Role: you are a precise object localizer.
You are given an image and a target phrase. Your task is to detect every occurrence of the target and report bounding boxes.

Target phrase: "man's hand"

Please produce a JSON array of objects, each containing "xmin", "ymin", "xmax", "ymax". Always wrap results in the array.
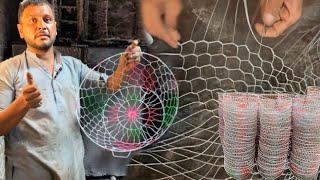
[
  {"xmin": 107, "ymin": 40, "xmax": 141, "ymax": 92},
  {"xmin": 22, "ymin": 72, "xmax": 42, "ymax": 108},
  {"xmin": 141, "ymin": 0, "xmax": 182, "ymax": 48},
  {"xmin": 118, "ymin": 40, "xmax": 141, "ymax": 74},
  {"xmin": 255, "ymin": 0, "xmax": 303, "ymax": 37}
]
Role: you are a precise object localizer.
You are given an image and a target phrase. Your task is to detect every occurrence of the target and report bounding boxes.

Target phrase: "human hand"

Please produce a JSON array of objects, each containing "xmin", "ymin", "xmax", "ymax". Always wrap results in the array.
[
  {"xmin": 22, "ymin": 72, "xmax": 42, "ymax": 108},
  {"xmin": 255, "ymin": 0, "xmax": 303, "ymax": 37},
  {"xmin": 141, "ymin": 0, "xmax": 182, "ymax": 48},
  {"xmin": 108, "ymin": 41, "xmax": 141, "ymax": 92},
  {"xmin": 118, "ymin": 40, "xmax": 141, "ymax": 74}
]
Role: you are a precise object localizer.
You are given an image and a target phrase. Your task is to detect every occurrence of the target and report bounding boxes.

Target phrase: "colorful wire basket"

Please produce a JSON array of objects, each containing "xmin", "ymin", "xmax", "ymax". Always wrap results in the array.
[{"xmin": 76, "ymin": 52, "xmax": 179, "ymax": 153}]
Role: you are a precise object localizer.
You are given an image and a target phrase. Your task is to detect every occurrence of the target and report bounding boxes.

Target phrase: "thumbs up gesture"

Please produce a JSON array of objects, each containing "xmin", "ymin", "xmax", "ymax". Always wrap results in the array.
[{"xmin": 22, "ymin": 72, "xmax": 42, "ymax": 108}]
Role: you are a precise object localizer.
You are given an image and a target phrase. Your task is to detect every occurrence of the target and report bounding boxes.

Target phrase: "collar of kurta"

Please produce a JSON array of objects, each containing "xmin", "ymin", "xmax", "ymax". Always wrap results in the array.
[{"xmin": 25, "ymin": 48, "xmax": 63, "ymax": 74}]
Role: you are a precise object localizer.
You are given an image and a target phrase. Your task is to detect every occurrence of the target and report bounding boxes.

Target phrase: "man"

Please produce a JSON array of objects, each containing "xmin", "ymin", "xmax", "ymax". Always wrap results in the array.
[
  {"xmin": 0, "ymin": 0, "xmax": 141, "ymax": 179},
  {"xmin": 141, "ymin": 0, "xmax": 304, "ymax": 48}
]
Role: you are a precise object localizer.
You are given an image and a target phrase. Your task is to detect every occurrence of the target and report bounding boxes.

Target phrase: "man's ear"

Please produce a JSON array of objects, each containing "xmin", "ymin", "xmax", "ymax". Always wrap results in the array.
[
  {"xmin": 55, "ymin": 22, "xmax": 57, "ymax": 35},
  {"xmin": 17, "ymin": 24, "xmax": 24, "ymax": 39}
]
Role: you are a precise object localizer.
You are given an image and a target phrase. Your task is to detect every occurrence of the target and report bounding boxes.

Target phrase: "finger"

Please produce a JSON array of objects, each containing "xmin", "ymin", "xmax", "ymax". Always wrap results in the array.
[
  {"xmin": 164, "ymin": 0, "xmax": 182, "ymax": 40},
  {"xmin": 255, "ymin": 19, "xmax": 290, "ymax": 37},
  {"xmin": 26, "ymin": 91, "xmax": 42, "ymax": 101},
  {"xmin": 29, "ymin": 96, "xmax": 42, "ymax": 104},
  {"xmin": 130, "ymin": 40, "xmax": 139, "ymax": 49},
  {"xmin": 126, "ymin": 59, "xmax": 140, "ymax": 64},
  {"xmin": 128, "ymin": 54, "xmax": 141, "ymax": 60},
  {"xmin": 130, "ymin": 46, "xmax": 141, "ymax": 55},
  {"xmin": 141, "ymin": 0, "xmax": 179, "ymax": 48},
  {"xmin": 28, "ymin": 98, "xmax": 43, "ymax": 108},
  {"xmin": 279, "ymin": 5, "xmax": 290, "ymax": 21},
  {"xmin": 126, "ymin": 41, "xmax": 139, "ymax": 54},
  {"xmin": 26, "ymin": 72, "xmax": 34, "ymax": 85},
  {"xmin": 260, "ymin": 0, "xmax": 285, "ymax": 26},
  {"xmin": 283, "ymin": 0, "xmax": 303, "ymax": 24},
  {"xmin": 25, "ymin": 91, "xmax": 41, "ymax": 101},
  {"xmin": 131, "ymin": 45, "xmax": 141, "ymax": 52},
  {"xmin": 23, "ymin": 85, "xmax": 38, "ymax": 94},
  {"xmin": 126, "ymin": 45, "xmax": 141, "ymax": 60},
  {"xmin": 124, "ymin": 40, "xmax": 139, "ymax": 55},
  {"xmin": 141, "ymin": 0, "xmax": 165, "ymax": 37},
  {"xmin": 168, "ymin": 30, "xmax": 181, "ymax": 44}
]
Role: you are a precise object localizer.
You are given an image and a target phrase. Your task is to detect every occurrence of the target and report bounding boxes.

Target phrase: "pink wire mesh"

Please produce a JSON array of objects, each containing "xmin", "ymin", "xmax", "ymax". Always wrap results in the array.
[{"xmin": 307, "ymin": 86, "xmax": 320, "ymax": 96}]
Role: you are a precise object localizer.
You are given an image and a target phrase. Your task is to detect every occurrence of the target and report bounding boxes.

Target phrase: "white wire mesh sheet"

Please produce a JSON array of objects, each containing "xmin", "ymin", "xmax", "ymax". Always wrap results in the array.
[
  {"xmin": 0, "ymin": 136, "xmax": 4, "ymax": 180},
  {"xmin": 126, "ymin": 0, "xmax": 320, "ymax": 179},
  {"xmin": 77, "ymin": 52, "xmax": 178, "ymax": 152}
]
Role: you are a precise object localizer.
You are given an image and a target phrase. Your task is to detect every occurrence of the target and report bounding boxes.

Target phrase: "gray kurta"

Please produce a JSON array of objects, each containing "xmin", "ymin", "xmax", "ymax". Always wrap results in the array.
[
  {"xmin": 0, "ymin": 136, "xmax": 4, "ymax": 180},
  {"xmin": 0, "ymin": 50, "xmax": 107, "ymax": 180}
]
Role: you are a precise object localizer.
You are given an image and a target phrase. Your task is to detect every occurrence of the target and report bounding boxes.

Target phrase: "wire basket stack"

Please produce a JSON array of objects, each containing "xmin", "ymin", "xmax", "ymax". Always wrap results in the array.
[
  {"xmin": 290, "ymin": 95, "xmax": 320, "ymax": 179},
  {"xmin": 306, "ymin": 86, "xmax": 320, "ymax": 96},
  {"xmin": 220, "ymin": 93, "xmax": 258, "ymax": 179},
  {"xmin": 219, "ymin": 89, "xmax": 320, "ymax": 179},
  {"xmin": 257, "ymin": 94, "xmax": 292, "ymax": 179},
  {"xmin": 218, "ymin": 93, "xmax": 225, "ymax": 145}
]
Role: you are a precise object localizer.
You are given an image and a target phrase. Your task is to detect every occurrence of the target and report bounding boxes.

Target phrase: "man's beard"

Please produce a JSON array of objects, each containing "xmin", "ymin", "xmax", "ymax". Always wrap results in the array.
[{"xmin": 27, "ymin": 37, "xmax": 56, "ymax": 51}]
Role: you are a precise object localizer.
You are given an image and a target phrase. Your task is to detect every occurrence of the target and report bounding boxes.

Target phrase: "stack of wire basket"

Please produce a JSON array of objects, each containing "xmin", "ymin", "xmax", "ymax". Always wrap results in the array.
[{"xmin": 219, "ymin": 87, "xmax": 320, "ymax": 179}]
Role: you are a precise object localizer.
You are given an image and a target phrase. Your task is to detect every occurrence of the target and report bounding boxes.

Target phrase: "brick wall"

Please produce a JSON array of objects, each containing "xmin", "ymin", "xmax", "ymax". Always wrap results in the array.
[
  {"xmin": 52, "ymin": 0, "xmax": 141, "ymax": 45},
  {"xmin": 0, "ymin": 0, "xmax": 8, "ymax": 62}
]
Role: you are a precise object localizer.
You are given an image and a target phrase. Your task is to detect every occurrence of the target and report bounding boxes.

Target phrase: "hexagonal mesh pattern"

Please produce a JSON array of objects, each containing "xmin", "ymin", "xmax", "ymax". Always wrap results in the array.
[{"xmin": 125, "ymin": 0, "xmax": 320, "ymax": 179}]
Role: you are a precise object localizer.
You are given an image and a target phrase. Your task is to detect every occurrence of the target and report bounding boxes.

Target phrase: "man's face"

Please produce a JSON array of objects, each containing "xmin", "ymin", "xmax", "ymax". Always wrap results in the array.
[{"xmin": 17, "ymin": 4, "xmax": 57, "ymax": 52}]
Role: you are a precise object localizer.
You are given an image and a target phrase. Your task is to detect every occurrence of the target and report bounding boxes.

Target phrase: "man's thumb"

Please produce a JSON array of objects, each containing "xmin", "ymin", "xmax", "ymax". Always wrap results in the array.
[{"xmin": 26, "ymin": 72, "xmax": 34, "ymax": 85}]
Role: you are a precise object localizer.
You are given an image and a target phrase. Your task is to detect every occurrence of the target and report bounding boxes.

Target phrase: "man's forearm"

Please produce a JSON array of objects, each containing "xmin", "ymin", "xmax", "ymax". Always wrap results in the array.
[
  {"xmin": 107, "ymin": 41, "xmax": 140, "ymax": 93},
  {"xmin": 107, "ymin": 70, "xmax": 127, "ymax": 93},
  {"xmin": 0, "ymin": 96, "xmax": 29, "ymax": 136}
]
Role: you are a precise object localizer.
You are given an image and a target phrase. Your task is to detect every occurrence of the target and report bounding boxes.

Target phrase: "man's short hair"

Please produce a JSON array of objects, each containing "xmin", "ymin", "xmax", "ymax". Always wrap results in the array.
[{"xmin": 18, "ymin": 0, "xmax": 55, "ymax": 23}]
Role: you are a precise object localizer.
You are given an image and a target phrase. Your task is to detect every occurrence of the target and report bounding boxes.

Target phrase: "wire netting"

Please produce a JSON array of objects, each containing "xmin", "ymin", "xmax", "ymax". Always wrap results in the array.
[{"xmin": 126, "ymin": 0, "xmax": 320, "ymax": 179}]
